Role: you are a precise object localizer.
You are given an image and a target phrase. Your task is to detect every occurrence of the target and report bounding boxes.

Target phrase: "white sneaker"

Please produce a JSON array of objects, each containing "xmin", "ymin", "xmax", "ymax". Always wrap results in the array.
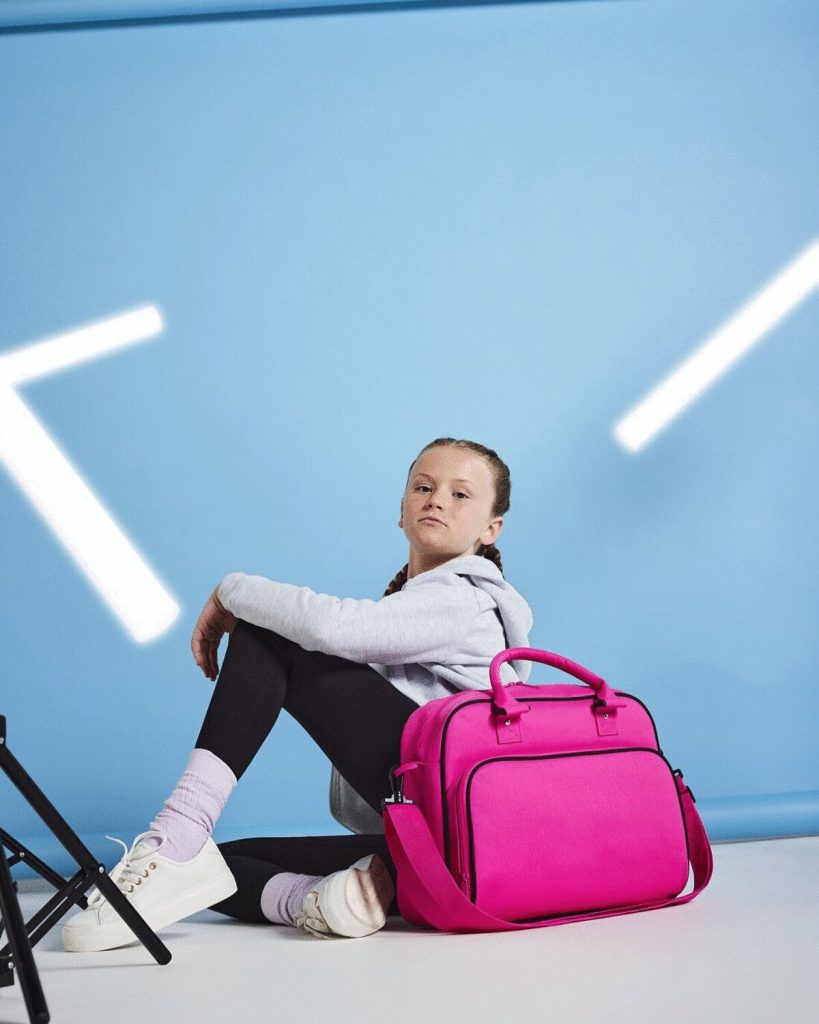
[
  {"xmin": 61, "ymin": 830, "xmax": 238, "ymax": 952},
  {"xmin": 294, "ymin": 853, "xmax": 394, "ymax": 939}
]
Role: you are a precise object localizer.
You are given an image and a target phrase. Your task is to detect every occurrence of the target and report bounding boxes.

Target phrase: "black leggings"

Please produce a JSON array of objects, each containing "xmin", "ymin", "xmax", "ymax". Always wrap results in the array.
[{"xmin": 198, "ymin": 618, "xmax": 418, "ymax": 922}]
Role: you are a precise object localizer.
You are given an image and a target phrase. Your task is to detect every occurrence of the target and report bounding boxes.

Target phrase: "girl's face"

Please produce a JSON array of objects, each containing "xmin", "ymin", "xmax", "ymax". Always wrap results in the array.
[{"xmin": 399, "ymin": 447, "xmax": 503, "ymax": 575}]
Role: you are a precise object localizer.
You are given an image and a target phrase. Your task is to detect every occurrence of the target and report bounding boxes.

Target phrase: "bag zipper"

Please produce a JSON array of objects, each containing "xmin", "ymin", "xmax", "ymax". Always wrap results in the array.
[{"xmin": 452, "ymin": 770, "xmax": 472, "ymax": 894}]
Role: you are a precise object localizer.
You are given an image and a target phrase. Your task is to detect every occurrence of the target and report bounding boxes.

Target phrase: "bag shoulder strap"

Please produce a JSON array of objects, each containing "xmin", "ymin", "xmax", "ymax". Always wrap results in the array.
[{"xmin": 383, "ymin": 770, "xmax": 713, "ymax": 933}]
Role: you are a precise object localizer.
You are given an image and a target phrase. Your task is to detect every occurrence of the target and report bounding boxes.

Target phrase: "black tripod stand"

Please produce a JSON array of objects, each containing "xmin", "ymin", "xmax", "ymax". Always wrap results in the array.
[{"xmin": 0, "ymin": 714, "xmax": 171, "ymax": 1024}]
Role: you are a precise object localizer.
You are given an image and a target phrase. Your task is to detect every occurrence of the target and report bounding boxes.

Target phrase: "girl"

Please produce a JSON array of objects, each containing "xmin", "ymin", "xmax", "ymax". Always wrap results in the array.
[{"xmin": 62, "ymin": 437, "xmax": 533, "ymax": 948}]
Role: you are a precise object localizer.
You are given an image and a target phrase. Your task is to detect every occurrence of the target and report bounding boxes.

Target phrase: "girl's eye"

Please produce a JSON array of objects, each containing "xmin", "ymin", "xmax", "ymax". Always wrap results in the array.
[{"xmin": 415, "ymin": 485, "xmax": 469, "ymax": 499}]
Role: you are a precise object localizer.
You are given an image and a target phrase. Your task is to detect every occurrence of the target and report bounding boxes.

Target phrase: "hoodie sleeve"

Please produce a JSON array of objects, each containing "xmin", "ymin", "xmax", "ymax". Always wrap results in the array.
[{"xmin": 217, "ymin": 571, "xmax": 479, "ymax": 666}]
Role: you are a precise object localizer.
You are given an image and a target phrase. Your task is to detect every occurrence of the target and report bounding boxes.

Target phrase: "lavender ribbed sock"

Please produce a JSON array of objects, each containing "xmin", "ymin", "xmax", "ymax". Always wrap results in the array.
[
  {"xmin": 146, "ymin": 748, "xmax": 238, "ymax": 862},
  {"xmin": 260, "ymin": 871, "xmax": 325, "ymax": 926}
]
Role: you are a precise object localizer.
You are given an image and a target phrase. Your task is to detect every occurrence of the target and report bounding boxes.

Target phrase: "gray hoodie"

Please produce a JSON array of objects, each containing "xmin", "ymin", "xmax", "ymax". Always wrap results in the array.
[{"xmin": 217, "ymin": 553, "xmax": 534, "ymax": 833}]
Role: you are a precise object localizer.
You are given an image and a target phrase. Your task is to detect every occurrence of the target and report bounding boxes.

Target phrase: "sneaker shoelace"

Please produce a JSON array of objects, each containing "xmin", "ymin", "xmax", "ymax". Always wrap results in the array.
[
  {"xmin": 294, "ymin": 889, "xmax": 332, "ymax": 939},
  {"xmin": 87, "ymin": 829, "xmax": 166, "ymax": 908}
]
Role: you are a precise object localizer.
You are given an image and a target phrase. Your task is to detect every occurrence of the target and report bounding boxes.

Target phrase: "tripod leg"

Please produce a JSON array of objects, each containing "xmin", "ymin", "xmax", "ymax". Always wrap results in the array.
[
  {"xmin": 0, "ymin": 828, "xmax": 89, "ymax": 904},
  {"xmin": 0, "ymin": 842, "xmax": 50, "ymax": 1024},
  {"xmin": 85, "ymin": 872, "xmax": 174, "ymax": 961},
  {"xmin": 0, "ymin": 729, "xmax": 171, "ymax": 965},
  {"xmin": 25, "ymin": 871, "xmax": 103, "ymax": 948}
]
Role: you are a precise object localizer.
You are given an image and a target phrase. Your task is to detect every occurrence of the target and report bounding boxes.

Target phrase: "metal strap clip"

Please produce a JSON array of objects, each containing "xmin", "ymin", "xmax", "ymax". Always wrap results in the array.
[{"xmin": 381, "ymin": 765, "xmax": 415, "ymax": 809}]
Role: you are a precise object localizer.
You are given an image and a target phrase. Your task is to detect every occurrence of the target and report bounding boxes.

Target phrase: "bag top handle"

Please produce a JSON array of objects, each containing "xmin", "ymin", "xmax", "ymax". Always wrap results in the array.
[{"xmin": 489, "ymin": 646, "xmax": 625, "ymax": 716}]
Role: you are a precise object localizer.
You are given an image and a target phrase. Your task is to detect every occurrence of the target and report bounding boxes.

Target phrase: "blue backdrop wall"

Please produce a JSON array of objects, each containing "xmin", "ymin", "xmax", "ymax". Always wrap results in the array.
[{"xmin": 2, "ymin": 0, "xmax": 818, "ymax": 878}]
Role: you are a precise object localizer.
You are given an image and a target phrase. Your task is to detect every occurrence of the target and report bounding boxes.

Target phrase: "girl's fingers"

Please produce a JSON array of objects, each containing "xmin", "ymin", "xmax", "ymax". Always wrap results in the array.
[
  {"xmin": 210, "ymin": 640, "xmax": 221, "ymax": 680},
  {"xmin": 194, "ymin": 635, "xmax": 214, "ymax": 679},
  {"xmin": 191, "ymin": 590, "xmax": 234, "ymax": 679},
  {"xmin": 195, "ymin": 636, "xmax": 209, "ymax": 676}
]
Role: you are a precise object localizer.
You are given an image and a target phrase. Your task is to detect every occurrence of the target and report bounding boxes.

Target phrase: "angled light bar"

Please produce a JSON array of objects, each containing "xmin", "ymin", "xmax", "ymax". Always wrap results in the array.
[
  {"xmin": 0, "ymin": 305, "xmax": 180, "ymax": 643},
  {"xmin": 613, "ymin": 239, "xmax": 819, "ymax": 453}
]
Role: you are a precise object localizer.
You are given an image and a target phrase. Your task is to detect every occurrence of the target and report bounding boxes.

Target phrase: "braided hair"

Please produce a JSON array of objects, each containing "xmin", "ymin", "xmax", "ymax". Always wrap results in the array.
[{"xmin": 383, "ymin": 438, "xmax": 512, "ymax": 597}]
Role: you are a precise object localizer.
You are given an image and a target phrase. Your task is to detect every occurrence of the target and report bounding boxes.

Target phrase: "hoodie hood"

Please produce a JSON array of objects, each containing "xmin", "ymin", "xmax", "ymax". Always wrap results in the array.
[{"xmin": 406, "ymin": 554, "xmax": 535, "ymax": 682}]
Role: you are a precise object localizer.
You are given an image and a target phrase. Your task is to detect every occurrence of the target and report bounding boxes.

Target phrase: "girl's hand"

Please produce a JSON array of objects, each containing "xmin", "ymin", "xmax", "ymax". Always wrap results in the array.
[{"xmin": 191, "ymin": 585, "xmax": 238, "ymax": 681}]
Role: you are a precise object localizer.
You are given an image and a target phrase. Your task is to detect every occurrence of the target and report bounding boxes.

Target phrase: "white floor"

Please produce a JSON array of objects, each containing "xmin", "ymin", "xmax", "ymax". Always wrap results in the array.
[{"xmin": 2, "ymin": 835, "xmax": 818, "ymax": 1024}]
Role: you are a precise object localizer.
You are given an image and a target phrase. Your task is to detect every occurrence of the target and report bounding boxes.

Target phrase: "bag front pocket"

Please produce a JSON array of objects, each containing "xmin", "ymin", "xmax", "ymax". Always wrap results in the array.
[{"xmin": 451, "ymin": 747, "xmax": 690, "ymax": 921}]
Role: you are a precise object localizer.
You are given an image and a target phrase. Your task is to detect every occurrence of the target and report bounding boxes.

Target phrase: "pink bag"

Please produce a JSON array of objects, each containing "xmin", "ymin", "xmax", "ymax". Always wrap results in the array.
[{"xmin": 382, "ymin": 647, "xmax": 713, "ymax": 933}]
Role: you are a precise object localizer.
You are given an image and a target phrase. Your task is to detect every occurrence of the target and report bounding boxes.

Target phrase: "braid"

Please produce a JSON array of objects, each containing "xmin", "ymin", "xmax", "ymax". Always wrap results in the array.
[
  {"xmin": 476, "ymin": 543, "xmax": 504, "ymax": 574},
  {"xmin": 383, "ymin": 563, "xmax": 410, "ymax": 598}
]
